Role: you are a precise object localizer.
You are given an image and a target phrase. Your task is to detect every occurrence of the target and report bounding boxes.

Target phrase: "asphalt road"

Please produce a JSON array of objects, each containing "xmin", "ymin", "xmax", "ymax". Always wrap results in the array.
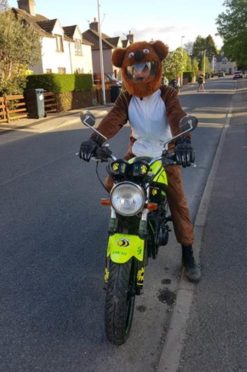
[{"xmin": 0, "ymin": 77, "xmax": 243, "ymax": 372}]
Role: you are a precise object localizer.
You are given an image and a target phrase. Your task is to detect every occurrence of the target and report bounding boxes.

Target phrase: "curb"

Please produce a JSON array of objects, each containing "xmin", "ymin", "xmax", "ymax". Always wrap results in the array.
[{"xmin": 156, "ymin": 106, "xmax": 233, "ymax": 372}]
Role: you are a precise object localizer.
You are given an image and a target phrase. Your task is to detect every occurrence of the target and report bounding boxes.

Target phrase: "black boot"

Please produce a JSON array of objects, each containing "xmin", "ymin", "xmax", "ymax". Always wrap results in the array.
[{"xmin": 182, "ymin": 245, "xmax": 201, "ymax": 283}]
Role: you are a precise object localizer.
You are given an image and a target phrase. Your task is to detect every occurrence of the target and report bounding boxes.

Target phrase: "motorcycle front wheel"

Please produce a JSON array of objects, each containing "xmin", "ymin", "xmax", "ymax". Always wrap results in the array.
[{"xmin": 104, "ymin": 259, "xmax": 136, "ymax": 345}]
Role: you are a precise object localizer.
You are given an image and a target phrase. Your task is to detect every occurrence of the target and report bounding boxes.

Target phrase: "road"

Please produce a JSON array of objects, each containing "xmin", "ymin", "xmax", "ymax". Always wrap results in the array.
[{"xmin": 0, "ymin": 77, "xmax": 244, "ymax": 372}]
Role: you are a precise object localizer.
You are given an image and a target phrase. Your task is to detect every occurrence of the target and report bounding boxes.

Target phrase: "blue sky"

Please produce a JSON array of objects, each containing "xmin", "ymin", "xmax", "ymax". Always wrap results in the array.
[{"xmin": 8, "ymin": 0, "xmax": 225, "ymax": 50}]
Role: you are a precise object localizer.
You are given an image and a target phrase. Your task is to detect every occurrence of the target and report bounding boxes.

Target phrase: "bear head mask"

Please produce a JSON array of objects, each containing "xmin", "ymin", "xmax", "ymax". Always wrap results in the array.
[{"xmin": 112, "ymin": 40, "xmax": 169, "ymax": 97}]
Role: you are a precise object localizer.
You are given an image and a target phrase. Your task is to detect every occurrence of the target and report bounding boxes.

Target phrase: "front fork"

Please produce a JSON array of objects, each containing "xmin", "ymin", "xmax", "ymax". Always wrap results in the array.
[{"xmin": 104, "ymin": 207, "xmax": 149, "ymax": 294}]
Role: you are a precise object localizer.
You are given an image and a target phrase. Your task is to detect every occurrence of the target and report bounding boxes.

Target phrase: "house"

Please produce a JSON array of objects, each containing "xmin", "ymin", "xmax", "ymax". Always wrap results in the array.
[
  {"xmin": 213, "ymin": 55, "xmax": 237, "ymax": 75},
  {"xmin": 82, "ymin": 19, "xmax": 134, "ymax": 82},
  {"xmin": 12, "ymin": 0, "xmax": 93, "ymax": 75}
]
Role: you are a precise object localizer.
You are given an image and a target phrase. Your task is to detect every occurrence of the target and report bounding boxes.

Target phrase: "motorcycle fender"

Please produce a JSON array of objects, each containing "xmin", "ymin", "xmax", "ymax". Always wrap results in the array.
[{"xmin": 107, "ymin": 233, "xmax": 144, "ymax": 264}]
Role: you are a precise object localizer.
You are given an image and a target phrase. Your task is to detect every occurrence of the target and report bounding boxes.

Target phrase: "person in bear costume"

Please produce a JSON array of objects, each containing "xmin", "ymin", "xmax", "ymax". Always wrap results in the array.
[{"xmin": 79, "ymin": 40, "xmax": 201, "ymax": 282}]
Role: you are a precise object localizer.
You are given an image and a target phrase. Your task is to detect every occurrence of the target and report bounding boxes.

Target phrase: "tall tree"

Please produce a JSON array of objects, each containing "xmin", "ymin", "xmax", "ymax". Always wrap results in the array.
[
  {"xmin": 0, "ymin": 10, "xmax": 41, "ymax": 95},
  {"xmin": 192, "ymin": 35, "xmax": 218, "ymax": 60},
  {"xmin": 205, "ymin": 35, "xmax": 218, "ymax": 60},
  {"xmin": 216, "ymin": 0, "xmax": 247, "ymax": 67},
  {"xmin": 192, "ymin": 36, "xmax": 206, "ymax": 60}
]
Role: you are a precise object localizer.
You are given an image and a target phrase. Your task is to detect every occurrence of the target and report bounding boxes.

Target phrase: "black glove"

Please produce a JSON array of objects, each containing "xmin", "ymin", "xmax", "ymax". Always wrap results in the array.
[
  {"xmin": 175, "ymin": 137, "xmax": 195, "ymax": 167},
  {"xmin": 95, "ymin": 146, "xmax": 112, "ymax": 162},
  {"xmin": 79, "ymin": 139, "xmax": 99, "ymax": 162}
]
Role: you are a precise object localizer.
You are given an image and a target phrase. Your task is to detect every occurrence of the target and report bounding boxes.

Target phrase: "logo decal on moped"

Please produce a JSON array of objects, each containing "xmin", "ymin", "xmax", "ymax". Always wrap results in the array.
[{"xmin": 117, "ymin": 238, "xmax": 130, "ymax": 247}]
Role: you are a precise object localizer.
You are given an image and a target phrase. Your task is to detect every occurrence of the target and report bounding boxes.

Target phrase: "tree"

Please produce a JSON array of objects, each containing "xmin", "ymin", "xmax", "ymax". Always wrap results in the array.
[
  {"xmin": 192, "ymin": 35, "xmax": 218, "ymax": 60},
  {"xmin": 192, "ymin": 36, "xmax": 206, "ymax": 60},
  {"xmin": 216, "ymin": 0, "xmax": 247, "ymax": 67},
  {"xmin": 162, "ymin": 48, "xmax": 187, "ymax": 81},
  {"xmin": 205, "ymin": 35, "xmax": 218, "ymax": 60},
  {"xmin": 0, "ymin": 10, "xmax": 41, "ymax": 95},
  {"xmin": 192, "ymin": 35, "xmax": 218, "ymax": 75},
  {"xmin": 191, "ymin": 57, "xmax": 199, "ymax": 80}
]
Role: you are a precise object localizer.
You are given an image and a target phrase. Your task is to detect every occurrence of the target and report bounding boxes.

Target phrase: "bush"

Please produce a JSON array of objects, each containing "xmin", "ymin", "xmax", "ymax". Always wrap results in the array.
[{"xmin": 26, "ymin": 73, "xmax": 93, "ymax": 93}]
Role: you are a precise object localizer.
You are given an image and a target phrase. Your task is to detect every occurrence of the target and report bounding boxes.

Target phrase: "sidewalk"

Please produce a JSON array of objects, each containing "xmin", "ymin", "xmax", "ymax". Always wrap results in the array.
[
  {"xmin": 176, "ymin": 88, "xmax": 247, "ymax": 370},
  {"xmin": 0, "ymin": 104, "xmax": 114, "ymax": 136}
]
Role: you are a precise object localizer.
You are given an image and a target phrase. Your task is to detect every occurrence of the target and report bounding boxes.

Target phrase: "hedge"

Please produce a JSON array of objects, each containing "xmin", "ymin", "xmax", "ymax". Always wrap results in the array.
[{"xmin": 26, "ymin": 73, "xmax": 93, "ymax": 93}]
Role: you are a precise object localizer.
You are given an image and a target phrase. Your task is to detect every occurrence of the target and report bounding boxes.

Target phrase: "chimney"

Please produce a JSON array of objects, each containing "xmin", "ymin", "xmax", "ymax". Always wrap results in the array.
[
  {"xmin": 126, "ymin": 30, "xmax": 134, "ymax": 44},
  {"xmin": 17, "ymin": 0, "xmax": 36, "ymax": 16},
  {"xmin": 89, "ymin": 17, "xmax": 99, "ymax": 32}
]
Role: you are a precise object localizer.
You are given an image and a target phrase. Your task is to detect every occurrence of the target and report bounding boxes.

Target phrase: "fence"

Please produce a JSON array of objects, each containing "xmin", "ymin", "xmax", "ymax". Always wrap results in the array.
[
  {"xmin": 44, "ymin": 92, "xmax": 57, "ymax": 113},
  {"xmin": 0, "ymin": 92, "xmax": 58, "ymax": 124},
  {"xmin": 0, "ymin": 97, "xmax": 7, "ymax": 123}
]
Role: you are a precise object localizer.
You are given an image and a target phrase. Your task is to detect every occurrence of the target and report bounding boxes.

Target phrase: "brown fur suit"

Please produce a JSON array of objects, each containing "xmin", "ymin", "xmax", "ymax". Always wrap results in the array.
[{"xmin": 91, "ymin": 41, "xmax": 194, "ymax": 246}]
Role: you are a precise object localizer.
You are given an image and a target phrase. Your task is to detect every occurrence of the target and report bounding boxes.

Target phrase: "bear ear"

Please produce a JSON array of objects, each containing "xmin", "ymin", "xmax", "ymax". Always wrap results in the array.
[
  {"xmin": 151, "ymin": 40, "xmax": 169, "ymax": 61},
  {"xmin": 112, "ymin": 48, "xmax": 126, "ymax": 67}
]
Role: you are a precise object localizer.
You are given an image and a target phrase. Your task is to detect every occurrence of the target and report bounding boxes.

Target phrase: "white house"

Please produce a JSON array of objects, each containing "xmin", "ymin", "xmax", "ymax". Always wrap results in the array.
[
  {"xmin": 13, "ymin": 0, "xmax": 93, "ymax": 75},
  {"xmin": 213, "ymin": 55, "xmax": 237, "ymax": 75}
]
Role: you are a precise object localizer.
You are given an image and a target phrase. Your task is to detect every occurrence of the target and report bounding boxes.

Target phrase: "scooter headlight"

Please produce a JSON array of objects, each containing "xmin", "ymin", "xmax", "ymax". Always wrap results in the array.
[{"xmin": 110, "ymin": 182, "xmax": 145, "ymax": 216}]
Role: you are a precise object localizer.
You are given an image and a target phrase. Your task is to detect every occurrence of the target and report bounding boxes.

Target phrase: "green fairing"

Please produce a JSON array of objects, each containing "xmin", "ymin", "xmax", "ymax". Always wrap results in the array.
[
  {"xmin": 150, "ymin": 160, "xmax": 168, "ymax": 185},
  {"xmin": 107, "ymin": 233, "xmax": 145, "ymax": 263}
]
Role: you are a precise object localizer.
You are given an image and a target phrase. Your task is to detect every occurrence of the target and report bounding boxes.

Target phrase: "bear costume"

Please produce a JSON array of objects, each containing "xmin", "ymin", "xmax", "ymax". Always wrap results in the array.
[{"xmin": 80, "ymin": 40, "xmax": 201, "ymax": 282}]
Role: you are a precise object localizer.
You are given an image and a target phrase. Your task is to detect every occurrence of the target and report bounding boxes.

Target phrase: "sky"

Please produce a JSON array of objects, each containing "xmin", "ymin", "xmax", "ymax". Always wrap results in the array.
[{"xmin": 8, "ymin": 0, "xmax": 225, "ymax": 50}]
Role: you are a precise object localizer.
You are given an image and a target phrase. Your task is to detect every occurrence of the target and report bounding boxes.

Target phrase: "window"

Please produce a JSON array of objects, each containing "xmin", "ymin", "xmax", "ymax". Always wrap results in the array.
[
  {"xmin": 58, "ymin": 67, "xmax": 66, "ymax": 74},
  {"xmin": 55, "ymin": 35, "xmax": 64, "ymax": 52},
  {"xmin": 74, "ymin": 39, "xmax": 82, "ymax": 56},
  {"xmin": 75, "ymin": 68, "xmax": 84, "ymax": 73}
]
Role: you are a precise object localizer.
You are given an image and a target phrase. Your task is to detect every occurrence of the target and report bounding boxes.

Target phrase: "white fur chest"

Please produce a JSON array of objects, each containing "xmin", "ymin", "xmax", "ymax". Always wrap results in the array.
[{"xmin": 128, "ymin": 90, "xmax": 172, "ymax": 157}]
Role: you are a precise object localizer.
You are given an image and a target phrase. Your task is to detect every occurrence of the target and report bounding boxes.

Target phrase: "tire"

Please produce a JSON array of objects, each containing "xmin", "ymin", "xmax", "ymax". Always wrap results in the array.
[{"xmin": 104, "ymin": 260, "xmax": 136, "ymax": 345}]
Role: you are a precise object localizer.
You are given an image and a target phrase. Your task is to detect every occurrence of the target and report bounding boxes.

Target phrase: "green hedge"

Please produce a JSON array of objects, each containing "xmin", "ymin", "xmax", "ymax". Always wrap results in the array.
[
  {"xmin": 26, "ymin": 73, "xmax": 93, "ymax": 93},
  {"xmin": 183, "ymin": 71, "xmax": 193, "ymax": 82}
]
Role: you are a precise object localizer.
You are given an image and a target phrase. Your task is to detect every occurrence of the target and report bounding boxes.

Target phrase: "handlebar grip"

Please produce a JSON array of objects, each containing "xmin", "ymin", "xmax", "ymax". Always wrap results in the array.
[{"xmin": 94, "ymin": 146, "xmax": 113, "ymax": 162}]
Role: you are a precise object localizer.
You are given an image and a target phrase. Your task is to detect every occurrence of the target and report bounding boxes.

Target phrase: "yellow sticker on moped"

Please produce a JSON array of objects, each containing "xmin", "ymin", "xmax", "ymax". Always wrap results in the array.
[{"xmin": 107, "ymin": 233, "xmax": 144, "ymax": 263}]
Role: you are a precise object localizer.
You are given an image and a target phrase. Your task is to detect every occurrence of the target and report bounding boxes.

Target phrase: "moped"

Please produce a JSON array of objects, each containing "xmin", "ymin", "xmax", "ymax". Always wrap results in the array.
[{"xmin": 80, "ymin": 112, "xmax": 197, "ymax": 345}]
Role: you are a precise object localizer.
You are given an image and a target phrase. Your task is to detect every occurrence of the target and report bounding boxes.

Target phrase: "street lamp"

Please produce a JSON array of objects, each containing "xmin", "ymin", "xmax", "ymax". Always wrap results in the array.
[{"xmin": 97, "ymin": 0, "xmax": 106, "ymax": 105}]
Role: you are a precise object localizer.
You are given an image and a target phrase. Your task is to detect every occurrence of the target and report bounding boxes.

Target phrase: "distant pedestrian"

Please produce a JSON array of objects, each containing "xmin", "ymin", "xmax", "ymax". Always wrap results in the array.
[{"xmin": 197, "ymin": 74, "xmax": 205, "ymax": 92}]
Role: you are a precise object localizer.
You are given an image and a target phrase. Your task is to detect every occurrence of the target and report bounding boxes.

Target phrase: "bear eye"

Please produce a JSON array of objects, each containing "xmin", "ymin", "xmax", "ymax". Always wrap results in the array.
[
  {"xmin": 143, "ymin": 48, "xmax": 150, "ymax": 54},
  {"xmin": 128, "ymin": 52, "xmax": 135, "ymax": 58}
]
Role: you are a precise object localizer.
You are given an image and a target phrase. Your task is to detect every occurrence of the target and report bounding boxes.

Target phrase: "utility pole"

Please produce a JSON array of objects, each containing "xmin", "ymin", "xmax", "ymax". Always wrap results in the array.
[
  {"xmin": 203, "ymin": 49, "xmax": 206, "ymax": 78},
  {"xmin": 97, "ymin": 0, "xmax": 106, "ymax": 105},
  {"xmin": 180, "ymin": 35, "xmax": 185, "ymax": 86}
]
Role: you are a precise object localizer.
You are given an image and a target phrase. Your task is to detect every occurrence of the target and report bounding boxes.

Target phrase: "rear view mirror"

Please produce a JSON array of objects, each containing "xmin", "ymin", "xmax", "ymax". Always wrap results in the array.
[
  {"xmin": 179, "ymin": 115, "xmax": 198, "ymax": 133},
  {"xmin": 80, "ymin": 111, "xmax": 96, "ymax": 127},
  {"xmin": 79, "ymin": 110, "xmax": 107, "ymax": 141}
]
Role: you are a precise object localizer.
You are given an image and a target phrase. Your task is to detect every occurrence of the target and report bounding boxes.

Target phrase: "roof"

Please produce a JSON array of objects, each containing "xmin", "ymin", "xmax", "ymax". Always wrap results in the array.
[
  {"xmin": 63, "ymin": 25, "xmax": 77, "ymax": 38},
  {"xmin": 12, "ymin": 7, "xmax": 89, "ymax": 44},
  {"xmin": 12, "ymin": 7, "xmax": 52, "ymax": 37},
  {"xmin": 105, "ymin": 37, "xmax": 120, "ymax": 47},
  {"xmin": 37, "ymin": 19, "xmax": 57, "ymax": 33},
  {"xmin": 82, "ymin": 28, "xmax": 116, "ymax": 50}
]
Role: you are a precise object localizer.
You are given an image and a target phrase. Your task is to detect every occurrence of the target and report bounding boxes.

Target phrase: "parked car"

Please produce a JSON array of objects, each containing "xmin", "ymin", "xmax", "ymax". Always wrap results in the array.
[{"xmin": 233, "ymin": 71, "xmax": 244, "ymax": 79}]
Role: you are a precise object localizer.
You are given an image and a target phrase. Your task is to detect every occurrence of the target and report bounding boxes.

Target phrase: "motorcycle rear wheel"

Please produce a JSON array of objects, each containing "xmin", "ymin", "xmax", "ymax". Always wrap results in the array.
[{"xmin": 104, "ymin": 260, "xmax": 136, "ymax": 345}]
